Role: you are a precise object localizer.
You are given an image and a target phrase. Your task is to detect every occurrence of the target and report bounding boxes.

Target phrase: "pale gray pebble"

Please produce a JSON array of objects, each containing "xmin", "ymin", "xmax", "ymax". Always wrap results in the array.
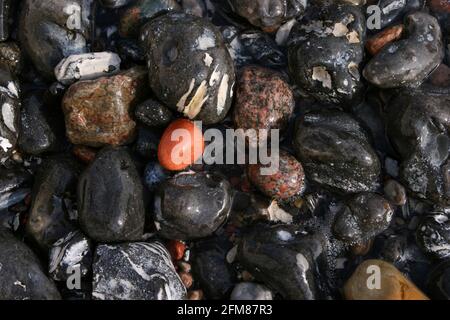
[
  {"xmin": 55, "ymin": 52, "xmax": 121, "ymax": 85},
  {"xmin": 230, "ymin": 282, "xmax": 273, "ymax": 300},
  {"xmin": 92, "ymin": 241, "xmax": 186, "ymax": 300},
  {"xmin": 49, "ymin": 230, "xmax": 93, "ymax": 282}
]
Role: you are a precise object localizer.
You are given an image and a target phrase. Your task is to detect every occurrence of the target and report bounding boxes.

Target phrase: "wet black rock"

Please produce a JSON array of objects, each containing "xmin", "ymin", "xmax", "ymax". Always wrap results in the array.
[
  {"xmin": 0, "ymin": 64, "xmax": 20, "ymax": 162},
  {"xmin": 368, "ymin": 0, "xmax": 424, "ymax": 30},
  {"xmin": 18, "ymin": 92, "xmax": 60, "ymax": 155},
  {"xmin": 386, "ymin": 87, "xmax": 450, "ymax": 205},
  {"xmin": 135, "ymin": 98, "xmax": 173, "ymax": 128},
  {"xmin": 288, "ymin": 4, "xmax": 365, "ymax": 105},
  {"xmin": 49, "ymin": 230, "xmax": 93, "ymax": 282},
  {"xmin": 19, "ymin": 0, "xmax": 92, "ymax": 79},
  {"xmin": 92, "ymin": 241, "xmax": 186, "ymax": 300},
  {"xmin": 427, "ymin": 259, "xmax": 450, "ymax": 299},
  {"xmin": 238, "ymin": 30, "xmax": 286, "ymax": 67},
  {"xmin": 0, "ymin": 228, "xmax": 61, "ymax": 300},
  {"xmin": 363, "ymin": 12, "xmax": 444, "ymax": 88},
  {"xmin": 228, "ymin": 0, "xmax": 306, "ymax": 32},
  {"xmin": 416, "ymin": 213, "xmax": 450, "ymax": 259},
  {"xmin": 237, "ymin": 224, "xmax": 323, "ymax": 300},
  {"xmin": 0, "ymin": 166, "xmax": 31, "ymax": 194},
  {"xmin": 26, "ymin": 157, "xmax": 79, "ymax": 250},
  {"xmin": 293, "ymin": 109, "xmax": 381, "ymax": 194},
  {"xmin": 191, "ymin": 236, "xmax": 236, "ymax": 299},
  {"xmin": 140, "ymin": 12, "xmax": 235, "ymax": 125},
  {"xmin": 154, "ymin": 171, "xmax": 232, "ymax": 240},
  {"xmin": 332, "ymin": 192, "xmax": 393, "ymax": 244},
  {"xmin": 78, "ymin": 147, "xmax": 145, "ymax": 242}
]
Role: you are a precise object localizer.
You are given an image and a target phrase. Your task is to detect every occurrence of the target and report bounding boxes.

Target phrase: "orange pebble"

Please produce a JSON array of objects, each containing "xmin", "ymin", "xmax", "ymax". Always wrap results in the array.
[
  {"xmin": 158, "ymin": 119, "xmax": 204, "ymax": 171},
  {"xmin": 167, "ymin": 240, "xmax": 186, "ymax": 261}
]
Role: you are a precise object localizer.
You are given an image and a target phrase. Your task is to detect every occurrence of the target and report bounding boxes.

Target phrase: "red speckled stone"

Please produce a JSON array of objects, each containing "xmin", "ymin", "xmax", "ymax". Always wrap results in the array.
[
  {"xmin": 247, "ymin": 150, "xmax": 305, "ymax": 200},
  {"xmin": 167, "ymin": 240, "xmax": 186, "ymax": 261},
  {"xmin": 158, "ymin": 119, "xmax": 204, "ymax": 171},
  {"xmin": 233, "ymin": 66, "xmax": 294, "ymax": 142}
]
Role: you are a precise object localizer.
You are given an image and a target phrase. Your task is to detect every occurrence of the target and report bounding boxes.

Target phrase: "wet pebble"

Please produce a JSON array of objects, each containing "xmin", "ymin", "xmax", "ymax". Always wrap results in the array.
[
  {"xmin": 62, "ymin": 67, "xmax": 147, "ymax": 147},
  {"xmin": 92, "ymin": 241, "xmax": 186, "ymax": 300},
  {"xmin": 230, "ymin": 282, "xmax": 274, "ymax": 300},
  {"xmin": 416, "ymin": 213, "xmax": 450, "ymax": 259},
  {"xmin": 140, "ymin": 12, "xmax": 235, "ymax": 125},
  {"xmin": 78, "ymin": 147, "xmax": 145, "ymax": 242},
  {"xmin": 154, "ymin": 171, "xmax": 232, "ymax": 240},
  {"xmin": 135, "ymin": 98, "xmax": 173, "ymax": 128}
]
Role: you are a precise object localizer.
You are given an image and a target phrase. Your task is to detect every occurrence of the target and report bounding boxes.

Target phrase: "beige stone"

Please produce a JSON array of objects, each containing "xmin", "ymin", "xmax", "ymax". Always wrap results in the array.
[{"xmin": 344, "ymin": 259, "xmax": 429, "ymax": 300}]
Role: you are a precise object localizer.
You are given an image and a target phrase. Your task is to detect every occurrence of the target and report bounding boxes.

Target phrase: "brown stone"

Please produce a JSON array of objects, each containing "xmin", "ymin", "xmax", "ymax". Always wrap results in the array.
[
  {"xmin": 428, "ymin": 63, "xmax": 450, "ymax": 87},
  {"xmin": 350, "ymin": 239, "xmax": 373, "ymax": 256},
  {"xmin": 179, "ymin": 271, "xmax": 193, "ymax": 289},
  {"xmin": 429, "ymin": 0, "xmax": 450, "ymax": 13},
  {"xmin": 366, "ymin": 25, "xmax": 403, "ymax": 56},
  {"xmin": 62, "ymin": 67, "xmax": 148, "ymax": 147},
  {"xmin": 344, "ymin": 259, "xmax": 429, "ymax": 300},
  {"xmin": 187, "ymin": 289, "xmax": 204, "ymax": 300}
]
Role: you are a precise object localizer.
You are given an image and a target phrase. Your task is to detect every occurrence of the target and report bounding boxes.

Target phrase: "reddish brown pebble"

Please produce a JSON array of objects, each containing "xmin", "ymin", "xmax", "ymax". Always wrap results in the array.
[
  {"xmin": 179, "ymin": 271, "xmax": 193, "ymax": 289},
  {"xmin": 158, "ymin": 119, "xmax": 205, "ymax": 171},
  {"xmin": 366, "ymin": 25, "xmax": 404, "ymax": 56},
  {"xmin": 429, "ymin": 0, "xmax": 450, "ymax": 13},
  {"xmin": 167, "ymin": 240, "xmax": 187, "ymax": 261},
  {"xmin": 351, "ymin": 239, "xmax": 373, "ymax": 256},
  {"xmin": 187, "ymin": 290, "xmax": 204, "ymax": 300},
  {"xmin": 62, "ymin": 67, "xmax": 147, "ymax": 147},
  {"xmin": 72, "ymin": 145, "xmax": 97, "ymax": 164},
  {"xmin": 233, "ymin": 66, "xmax": 294, "ymax": 145},
  {"xmin": 177, "ymin": 261, "xmax": 192, "ymax": 273},
  {"xmin": 241, "ymin": 270, "xmax": 254, "ymax": 282},
  {"xmin": 247, "ymin": 150, "xmax": 305, "ymax": 200}
]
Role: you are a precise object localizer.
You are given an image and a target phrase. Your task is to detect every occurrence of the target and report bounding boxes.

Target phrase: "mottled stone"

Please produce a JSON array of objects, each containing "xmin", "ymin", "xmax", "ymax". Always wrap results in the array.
[
  {"xmin": 0, "ymin": 42, "xmax": 23, "ymax": 75},
  {"xmin": 247, "ymin": 150, "xmax": 305, "ymax": 200},
  {"xmin": 78, "ymin": 147, "xmax": 145, "ymax": 242},
  {"xmin": 49, "ymin": 230, "xmax": 93, "ymax": 281},
  {"xmin": 288, "ymin": 4, "xmax": 365, "ymax": 105},
  {"xmin": 154, "ymin": 172, "xmax": 232, "ymax": 240},
  {"xmin": 62, "ymin": 67, "xmax": 147, "ymax": 147},
  {"xmin": 233, "ymin": 66, "xmax": 294, "ymax": 145},
  {"xmin": 0, "ymin": 64, "xmax": 20, "ymax": 162},
  {"xmin": 383, "ymin": 179, "xmax": 407, "ymax": 206},
  {"xmin": 92, "ymin": 242, "xmax": 186, "ymax": 300},
  {"xmin": 140, "ymin": 12, "xmax": 235, "ymax": 125},
  {"xmin": 0, "ymin": 228, "xmax": 61, "ymax": 300},
  {"xmin": 344, "ymin": 259, "xmax": 429, "ymax": 300},
  {"xmin": 55, "ymin": 52, "xmax": 121, "ymax": 85}
]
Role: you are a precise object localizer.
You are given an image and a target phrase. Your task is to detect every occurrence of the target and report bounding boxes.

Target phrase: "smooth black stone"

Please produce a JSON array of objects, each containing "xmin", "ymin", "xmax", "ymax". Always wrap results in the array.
[
  {"xmin": 78, "ymin": 147, "xmax": 145, "ymax": 242},
  {"xmin": 135, "ymin": 98, "xmax": 173, "ymax": 128},
  {"xmin": 19, "ymin": 0, "xmax": 92, "ymax": 79},
  {"xmin": 293, "ymin": 109, "xmax": 381, "ymax": 194},
  {"xmin": 92, "ymin": 241, "xmax": 186, "ymax": 300},
  {"xmin": 237, "ymin": 224, "xmax": 322, "ymax": 300},
  {"xmin": 332, "ymin": 192, "xmax": 393, "ymax": 244},
  {"xmin": 49, "ymin": 230, "xmax": 93, "ymax": 281},
  {"xmin": 154, "ymin": 171, "xmax": 232, "ymax": 240},
  {"xmin": 18, "ymin": 92, "xmax": 60, "ymax": 155},
  {"xmin": 133, "ymin": 126, "xmax": 160, "ymax": 160},
  {"xmin": 0, "ymin": 227, "xmax": 61, "ymax": 300},
  {"xmin": 191, "ymin": 236, "xmax": 236, "ymax": 299},
  {"xmin": 26, "ymin": 156, "xmax": 79, "ymax": 250}
]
